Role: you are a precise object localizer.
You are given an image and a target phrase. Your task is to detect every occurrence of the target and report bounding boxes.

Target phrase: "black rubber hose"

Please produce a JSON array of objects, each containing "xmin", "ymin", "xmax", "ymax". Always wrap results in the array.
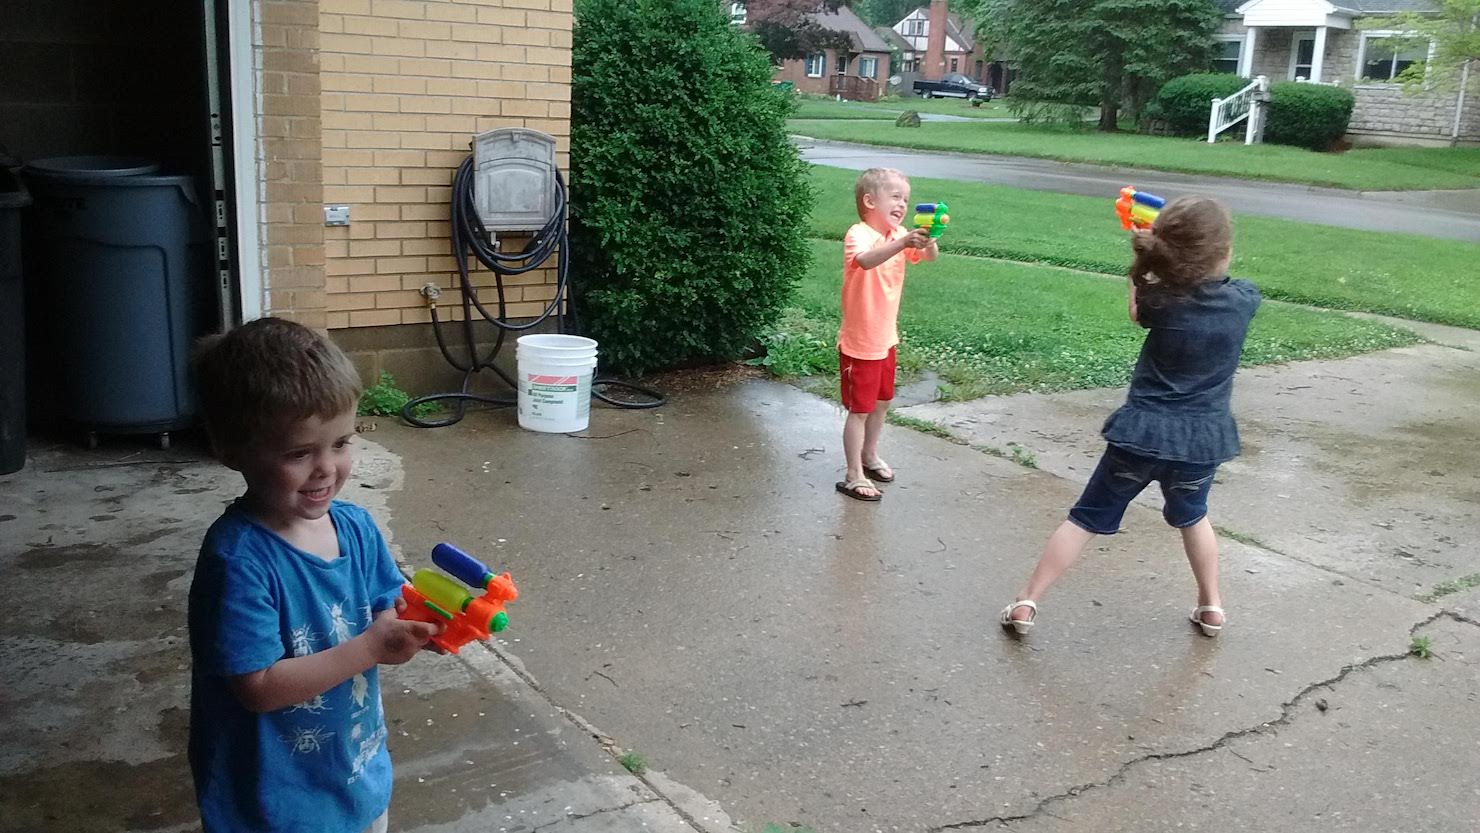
[{"xmin": 402, "ymin": 156, "xmax": 664, "ymax": 427}]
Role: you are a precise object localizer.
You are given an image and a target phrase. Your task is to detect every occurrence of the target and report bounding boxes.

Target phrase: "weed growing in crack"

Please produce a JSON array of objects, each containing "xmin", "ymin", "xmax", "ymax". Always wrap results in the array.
[
  {"xmin": 887, "ymin": 413, "xmax": 963, "ymax": 443},
  {"xmin": 1409, "ymin": 634, "xmax": 1435, "ymax": 659},
  {"xmin": 618, "ymin": 751, "xmax": 647, "ymax": 775},
  {"xmin": 1214, "ymin": 525, "xmax": 1277, "ymax": 552},
  {"xmin": 760, "ymin": 825, "xmax": 817, "ymax": 833},
  {"xmin": 1007, "ymin": 443, "xmax": 1038, "ymax": 469},
  {"xmin": 1417, "ymin": 572, "xmax": 1480, "ymax": 603}
]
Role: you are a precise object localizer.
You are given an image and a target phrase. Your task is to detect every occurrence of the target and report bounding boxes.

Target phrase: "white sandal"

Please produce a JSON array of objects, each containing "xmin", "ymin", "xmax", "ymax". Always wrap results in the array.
[
  {"xmin": 1189, "ymin": 605, "xmax": 1225, "ymax": 638},
  {"xmin": 999, "ymin": 600, "xmax": 1037, "ymax": 635}
]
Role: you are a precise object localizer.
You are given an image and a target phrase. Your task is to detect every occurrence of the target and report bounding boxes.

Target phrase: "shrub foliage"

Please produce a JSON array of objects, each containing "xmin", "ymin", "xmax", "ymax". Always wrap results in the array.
[
  {"xmin": 1145, "ymin": 73, "xmax": 1251, "ymax": 136},
  {"xmin": 1265, "ymin": 81, "xmax": 1356, "ymax": 151}
]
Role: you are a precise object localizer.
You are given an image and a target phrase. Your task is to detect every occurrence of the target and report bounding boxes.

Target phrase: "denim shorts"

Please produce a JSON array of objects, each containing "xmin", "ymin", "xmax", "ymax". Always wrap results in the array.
[{"xmin": 1067, "ymin": 444, "xmax": 1218, "ymax": 535}]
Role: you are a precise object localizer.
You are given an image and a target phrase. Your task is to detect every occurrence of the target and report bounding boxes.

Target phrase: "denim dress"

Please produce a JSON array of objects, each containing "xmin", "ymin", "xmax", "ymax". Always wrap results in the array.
[{"xmin": 1101, "ymin": 278, "xmax": 1262, "ymax": 465}]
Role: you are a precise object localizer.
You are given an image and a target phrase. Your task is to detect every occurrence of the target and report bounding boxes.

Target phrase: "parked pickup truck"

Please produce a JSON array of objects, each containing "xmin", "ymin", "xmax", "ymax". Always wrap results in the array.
[{"xmin": 913, "ymin": 73, "xmax": 993, "ymax": 100}]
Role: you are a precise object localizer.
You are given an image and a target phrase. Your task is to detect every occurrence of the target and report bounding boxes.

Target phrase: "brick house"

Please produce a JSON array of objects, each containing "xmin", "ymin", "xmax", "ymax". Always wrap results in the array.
[
  {"xmin": 2, "ymin": 0, "xmax": 571, "ymax": 391},
  {"xmin": 891, "ymin": 1, "xmax": 1011, "ymax": 94},
  {"xmin": 762, "ymin": 5, "xmax": 892, "ymax": 101},
  {"xmin": 1216, "ymin": 0, "xmax": 1478, "ymax": 145}
]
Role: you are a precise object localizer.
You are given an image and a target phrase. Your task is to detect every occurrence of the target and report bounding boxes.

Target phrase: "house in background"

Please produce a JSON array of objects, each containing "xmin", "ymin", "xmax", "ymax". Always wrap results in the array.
[
  {"xmin": 1216, "ymin": 0, "xmax": 1477, "ymax": 146},
  {"xmin": 891, "ymin": 1, "xmax": 1012, "ymax": 95},
  {"xmin": 766, "ymin": 5, "xmax": 892, "ymax": 101}
]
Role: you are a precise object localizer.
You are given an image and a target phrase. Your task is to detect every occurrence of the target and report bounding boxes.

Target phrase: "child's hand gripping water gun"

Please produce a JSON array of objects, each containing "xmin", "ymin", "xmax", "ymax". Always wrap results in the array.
[
  {"xmin": 913, "ymin": 202, "xmax": 950, "ymax": 238},
  {"xmin": 399, "ymin": 542, "xmax": 519, "ymax": 654},
  {"xmin": 1115, "ymin": 186, "xmax": 1165, "ymax": 230}
]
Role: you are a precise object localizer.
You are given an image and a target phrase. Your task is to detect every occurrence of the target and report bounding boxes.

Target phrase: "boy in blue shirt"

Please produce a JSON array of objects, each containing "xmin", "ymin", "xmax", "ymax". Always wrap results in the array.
[{"xmin": 188, "ymin": 317, "xmax": 440, "ymax": 832}]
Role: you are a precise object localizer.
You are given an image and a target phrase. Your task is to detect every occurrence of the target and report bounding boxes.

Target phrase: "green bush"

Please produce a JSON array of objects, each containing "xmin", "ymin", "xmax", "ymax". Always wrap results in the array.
[
  {"xmin": 569, "ymin": 0, "xmax": 814, "ymax": 374},
  {"xmin": 1144, "ymin": 73, "xmax": 1249, "ymax": 136},
  {"xmin": 1265, "ymin": 82, "xmax": 1355, "ymax": 151}
]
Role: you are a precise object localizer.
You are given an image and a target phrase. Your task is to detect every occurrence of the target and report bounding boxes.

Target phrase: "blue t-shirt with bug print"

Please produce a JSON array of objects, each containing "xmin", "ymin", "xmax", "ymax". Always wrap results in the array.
[{"xmin": 188, "ymin": 500, "xmax": 406, "ymax": 833}]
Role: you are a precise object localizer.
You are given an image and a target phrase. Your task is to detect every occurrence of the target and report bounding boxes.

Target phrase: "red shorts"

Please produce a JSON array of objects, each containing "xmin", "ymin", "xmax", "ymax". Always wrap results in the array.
[{"xmin": 839, "ymin": 347, "xmax": 897, "ymax": 413}]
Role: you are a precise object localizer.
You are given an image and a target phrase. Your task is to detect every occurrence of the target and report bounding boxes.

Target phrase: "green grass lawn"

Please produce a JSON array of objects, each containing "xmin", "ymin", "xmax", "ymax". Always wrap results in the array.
[
  {"xmin": 793, "ymin": 95, "xmax": 1013, "ymax": 120},
  {"xmin": 789, "ymin": 120, "xmax": 1480, "ymax": 191},
  {"xmin": 807, "ymin": 165, "xmax": 1480, "ymax": 329},
  {"xmin": 760, "ymin": 240, "xmax": 1420, "ymax": 400}
]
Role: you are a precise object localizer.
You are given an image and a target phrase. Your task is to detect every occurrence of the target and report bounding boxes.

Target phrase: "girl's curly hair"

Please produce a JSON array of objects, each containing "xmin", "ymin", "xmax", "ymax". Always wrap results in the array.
[{"xmin": 1130, "ymin": 196, "xmax": 1232, "ymax": 293}]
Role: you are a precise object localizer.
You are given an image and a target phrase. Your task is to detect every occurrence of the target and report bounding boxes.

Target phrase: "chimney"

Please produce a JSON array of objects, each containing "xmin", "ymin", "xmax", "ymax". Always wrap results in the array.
[{"xmin": 923, "ymin": 0, "xmax": 948, "ymax": 81}]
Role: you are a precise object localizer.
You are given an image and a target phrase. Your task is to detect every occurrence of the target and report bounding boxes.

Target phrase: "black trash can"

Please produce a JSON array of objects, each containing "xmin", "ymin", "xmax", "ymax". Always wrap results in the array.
[
  {"xmin": 23, "ymin": 157, "xmax": 201, "ymax": 449},
  {"xmin": 1, "ymin": 167, "xmax": 31, "ymax": 475}
]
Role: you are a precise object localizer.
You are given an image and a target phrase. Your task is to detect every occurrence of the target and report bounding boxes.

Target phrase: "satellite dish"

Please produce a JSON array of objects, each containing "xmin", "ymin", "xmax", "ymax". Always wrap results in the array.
[{"xmin": 888, "ymin": 75, "xmax": 902, "ymax": 86}]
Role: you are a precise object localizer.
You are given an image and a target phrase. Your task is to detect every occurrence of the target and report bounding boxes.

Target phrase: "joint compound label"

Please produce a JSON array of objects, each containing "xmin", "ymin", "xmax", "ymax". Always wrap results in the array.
[{"xmin": 520, "ymin": 372, "xmax": 593, "ymax": 421}]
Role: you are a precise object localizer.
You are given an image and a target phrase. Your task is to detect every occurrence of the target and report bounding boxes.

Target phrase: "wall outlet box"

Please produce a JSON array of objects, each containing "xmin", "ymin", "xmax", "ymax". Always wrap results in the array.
[{"xmin": 324, "ymin": 205, "xmax": 350, "ymax": 226}]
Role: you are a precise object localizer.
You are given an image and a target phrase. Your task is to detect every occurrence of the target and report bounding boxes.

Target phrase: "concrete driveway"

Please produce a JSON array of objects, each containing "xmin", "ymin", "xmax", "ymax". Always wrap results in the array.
[{"xmin": 796, "ymin": 139, "xmax": 1480, "ymax": 242}]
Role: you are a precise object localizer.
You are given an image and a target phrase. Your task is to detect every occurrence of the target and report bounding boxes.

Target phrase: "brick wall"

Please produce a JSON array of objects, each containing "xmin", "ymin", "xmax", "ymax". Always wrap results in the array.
[
  {"xmin": 317, "ymin": 0, "xmax": 572, "ymax": 331},
  {"xmin": 261, "ymin": 0, "xmax": 329, "ymax": 328},
  {"xmin": 773, "ymin": 50, "xmax": 889, "ymax": 99}
]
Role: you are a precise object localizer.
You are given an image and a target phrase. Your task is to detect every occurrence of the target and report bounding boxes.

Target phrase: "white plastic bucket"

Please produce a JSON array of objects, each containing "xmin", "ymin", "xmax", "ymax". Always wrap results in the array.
[{"xmin": 515, "ymin": 334, "xmax": 597, "ymax": 433}]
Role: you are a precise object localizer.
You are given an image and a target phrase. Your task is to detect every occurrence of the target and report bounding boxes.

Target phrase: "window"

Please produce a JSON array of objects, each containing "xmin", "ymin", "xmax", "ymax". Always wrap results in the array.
[
  {"xmin": 805, "ymin": 54, "xmax": 825, "ymax": 78},
  {"xmin": 907, "ymin": 19, "xmax": 925, "ymax": 36},
  {"xmin": 836, "ymin": 54, "xmax": 849, "ymax": 75},
  {"xmin": 1212, "ymin": 37, "xmax": 1242, "ymax": 75},
  {"xmin": 950, "ymin": 57, "xmax": 958, "ymax": 72},
  {"xmin": 1291, "ymin": 35, "xmax": 1315, "ymax": 80},
  {"xmin": 859, "ymin": 56, "xmax": 878, "ymax": 79},
  {"xmin": 904, "ymin": 56, "xmax": 920, "ymax": 72},
  {"xmin": 729, "ymin": 2, "xmax": 746, "ymax": 24},
  {"xmin": 1359, "ymin": 33, "xmax": 1429, "ymax": 82}
]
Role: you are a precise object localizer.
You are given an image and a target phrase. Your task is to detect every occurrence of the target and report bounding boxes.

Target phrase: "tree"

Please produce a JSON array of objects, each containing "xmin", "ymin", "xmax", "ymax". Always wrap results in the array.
[
  {"xmin": 853, "ymin": 0, "xmax": 922, "ymax": 28},
  {"xmin": 570, "ymin": 0, "xmax": 815, "ymax": 374},
  {"xmin": 743, "ymin": 0, "xmax": 852, "ymax": 63},
  {"xmin": 968, "ymin": 0, "xmax": 1221, "ymax": 130}
]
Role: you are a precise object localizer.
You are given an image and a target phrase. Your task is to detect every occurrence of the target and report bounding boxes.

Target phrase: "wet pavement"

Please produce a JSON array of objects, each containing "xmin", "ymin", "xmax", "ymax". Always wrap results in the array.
[
  {"xmin": 796, "ymin": 140, "xmax": 1480, "ymax": 242},
  {"xmin": 2, "ymin": 363, "xmax": 1477, "ymax": 831}
]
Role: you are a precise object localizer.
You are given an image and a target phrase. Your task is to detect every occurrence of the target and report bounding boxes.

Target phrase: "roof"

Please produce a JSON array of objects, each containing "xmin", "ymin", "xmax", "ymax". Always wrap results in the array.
[
  {"xmin": 1231, "ymin": 0, "xmax": 1438, "ymax": 13},
  {"xmin": 946, "ymin": 12, "xmax": 975, "ymax": 52},
  {"xmin": 874, "ymin": 25, "xmax": 913, "ymax": 53},
  {"xmin": 808, "ymin": 5, "xmax": 892, "ymax": 53}
]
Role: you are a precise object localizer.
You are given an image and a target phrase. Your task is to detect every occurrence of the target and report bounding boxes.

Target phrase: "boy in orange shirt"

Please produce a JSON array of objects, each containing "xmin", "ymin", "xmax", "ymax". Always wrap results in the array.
[{"xmin": 836, "ymin": 168, "xmax": 937, "ymax": 502}]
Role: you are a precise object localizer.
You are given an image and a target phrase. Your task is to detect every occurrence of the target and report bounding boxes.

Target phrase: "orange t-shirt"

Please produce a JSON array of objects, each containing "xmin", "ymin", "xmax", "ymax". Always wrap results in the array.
[{"xmin": 839, "ymin": 221, "xmax": 924, "ymax": 360}]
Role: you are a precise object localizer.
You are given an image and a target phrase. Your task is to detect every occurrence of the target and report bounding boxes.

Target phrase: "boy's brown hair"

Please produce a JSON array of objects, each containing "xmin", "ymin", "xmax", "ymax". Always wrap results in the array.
[
  {"xmin": 193, "ymin": 317, "xmax": 363, "ymax": 454},
  {"xmin": 1130, "ymin": 195, "xmax": 1233, "ymax": 293},
  {"xmin": 853, "ymin": 167, "xmax": 907, "ymax": 219}
]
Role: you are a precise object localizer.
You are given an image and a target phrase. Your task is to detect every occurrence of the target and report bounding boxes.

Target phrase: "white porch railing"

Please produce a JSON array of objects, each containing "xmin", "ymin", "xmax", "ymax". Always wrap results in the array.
[{"xmin": 1207, "ymin": 75, "xmax": 1269, "ymax": 144}]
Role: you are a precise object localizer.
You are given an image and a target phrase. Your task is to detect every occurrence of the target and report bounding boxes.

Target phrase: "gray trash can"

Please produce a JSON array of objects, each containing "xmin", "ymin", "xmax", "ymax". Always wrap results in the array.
[
  {"xmin": 23, "ymin": 156, "xmax": 201, "ymax": 449},
  {"xmin": 1, "ymin": 167, "xmax": 30, "ymax": 474}
]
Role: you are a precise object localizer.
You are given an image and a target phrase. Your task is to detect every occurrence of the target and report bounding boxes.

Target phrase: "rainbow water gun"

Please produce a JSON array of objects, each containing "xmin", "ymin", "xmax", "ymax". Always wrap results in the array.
[
  {"xmin": 1116, "ymin": 187, "xmax": 1165, "ymax": 230},
  {"xmin": 913, "ymin": 202, "xmax": 950, "ymax": 238},
  {"xmin": 400, "ymin": 543, "xmax": 519, "ymax": 654}
]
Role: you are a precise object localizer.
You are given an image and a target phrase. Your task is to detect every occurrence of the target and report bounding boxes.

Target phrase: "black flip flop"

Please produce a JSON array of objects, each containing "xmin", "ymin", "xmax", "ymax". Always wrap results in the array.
[{"xmin": 836, "ymin": 480, "xmax": 882, "ymax": 502}]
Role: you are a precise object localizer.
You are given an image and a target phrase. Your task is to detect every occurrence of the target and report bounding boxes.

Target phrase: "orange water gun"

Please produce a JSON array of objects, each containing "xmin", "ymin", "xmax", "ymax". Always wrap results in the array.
[
  {"xmin": 1115, "ymin": 186, "xmax": 1166, "ymax": 230},
  {"xmin": 400, "ymin": 543, "xmax": 518, "ymax": 654}
]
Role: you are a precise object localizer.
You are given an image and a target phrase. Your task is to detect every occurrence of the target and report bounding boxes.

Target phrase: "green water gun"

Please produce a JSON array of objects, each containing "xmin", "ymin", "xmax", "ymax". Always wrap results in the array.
[{"xmin": 913, "ymin": 202, "xmax": 950, "ymax": 238}]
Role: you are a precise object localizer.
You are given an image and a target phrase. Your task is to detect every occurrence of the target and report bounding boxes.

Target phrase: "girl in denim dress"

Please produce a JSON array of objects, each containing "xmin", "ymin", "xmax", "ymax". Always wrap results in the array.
[{"xmin": 1002, "ymin": 196, "xmax": 1260, "ymax": 639}]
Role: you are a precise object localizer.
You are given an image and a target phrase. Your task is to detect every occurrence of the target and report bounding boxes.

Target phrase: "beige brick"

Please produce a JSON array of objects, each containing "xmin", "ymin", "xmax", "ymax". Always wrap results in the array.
[
  {"xmin": 266, "ymin": 182, "xmax": 321, "ymax": 203},
  {"xmin": 323, "ymin": 111, "xmax": 373, "ymax": 131},
  {"xmin": 318, "ymin": 52, "xmax": 345, "ymax": 72},
  {"xmin": 450, "ymin": 60, "xmax": 502, "ymax": 80},
  {"xmin": 262, "ymin": 2, "xmax": 317, "ymax": 26},
  {"xmin": 326, "ymin": 241, "xmax": 350, "ymax": 261},
  {"xmin": 425, "ymin": 3, "xmax": 478, "ymax": 23},
  {"xmin": 327, "ymin": 311, "xmax": 351, "ymax": 329},
  {"xmin": 527, "ymin": 10, "xmax": 572, "ymax": 29},
  {"xmin": 399, "ymin": 308, "xmax": 433, "ymax": 325},
  {"xmin": 502, "ymin": 99, "xmax": 549, "ymax": 118},
  {"xmin": 350, "ymin": 274, "xmax": 404, "ymax": 293},
  {"xmin": 505, "ymin": 0, "xmax": 552, "ymax": 8},
  {"xmin": 504, "ymin": 28, "xmax": 549, "ymax": 47},
  {"xmin": 371, "ymin": 75, "xmax": 428, "ymax": 95},
  {"xmin": 376, "ymin": 186, "xmax": 429, "ymax": 203},
  {"xmin": 524, "ymin": 47, "xmax": 567, "ymax": 66},
  {"xmin": 401, "ymin": 167, "xmax": 451, "ymax": 186},
  {"xmin": 476, "ymin": 7, "xmax": 526, "ymax": 26},
  {"xmin": 323, "ymin": 129, "xmax": 348, "ymax": 148},
  {"xmin": 427, "ymin": 77, "xmax": 479, "ymax": 97},
  {"xmin": 345, "ymin": 93, "xmax": 402, "ymax": 113},
  {"xmin": 343, "ymin": 54, "xmax": 401, "ymax": 75},
  {"xmin": 342, "ymin": 15, "xmax": 398, "ymax": 36},
  {"xmin": 451, "ymin": 96, "xmax": 498, "ymax": 116},
  {"xmin": 346, "ymin": 131, "xmax": 401, "ymax": 149},
  {"xmin": 450, "ymin": 23, "xmax": 506, "ymax": 44},
  {"xmin": 321, "ymin": 33, "xmax": 373, "ymax": 53},
  {"xmin": 374, "ymin": 290, "xmax": 425, "ymax": 309},
  {"xmin": 401, "ymin": 96, "xmax": 453, "ymax": 115},
  {"xmin": 474, "ymin": 116, "xmax": 525, "ymax": 132},
  {"xmin": 548, "ymin": 29, "xmax": 571, "ymax": 49},
  {"xmin": 372, "ymin": 113, "xmax": 428, "ymax": 132},
  {"xmin": 373, "ymin": 37, "xmax": 427, "ymax": 58},
  {"xmin": 477, "ymin": 80, "xmax": 525, "ymax": 99},
  {"xmin": 401, "ymin": 238, "xmax": 448, "ymax": 256},
  {"xmin": 370, "ymin": 0, "xmax": 425, "ymax": 20},
  {"xmin": 549, "ymin": 65, "xmax": 571, "ymax": 84},
  {"xmin": 400, "ymin": 132, "xmax": 455, "ymax": 150},
  {"xmin": 548, "ymin": 101, "xmax": 570, "ymax": 120},
  {"xmin": 320, "ymin": 0, "xmax": 372, "ymax": 14},
  {"xmin": 348, "ymin": 223, "xmax": 377, "ymax": 240},
  {"xmin": 324, "ymin": 148, "xmax": 376, "ymax": 167},
  {"xmin": 398, "ymin": 19, "xmax": 452, "ymax": 40},
  {"xmin": 403, "ymin": 203, "xmax": 452, "ymax": 220},
  {"xmin": 427, "ymin": 40, "xmax": 480, "ymax": 60},
  {"xmin": 373, "ymin": 149, "xmax": 426, "ymax": 167},
  {"xmin": 352, "ymin": 204, "xmax": 403, "ymax": 221},
  {"xmin": 526, "ymin": 83, "xmax": 570, "ymax": 101},
  {"xmin": 346, "ymin": 167, "xmax": 401, "ymax": 185},
  {"xmin": 501, "ymin": 63, "xmax": 549, "ymax": 82},
  {"xmin": 399, "ymin": 58, "xmax": 454, "ymax": 77},
  {"xmin": 328, "ymin": 257, "xmax": 379, "ymax": 277},
  {"xmin": 265, "ymin": 266, "xmax": 327, "ymax": 290},
  {"xmin": 425, "ymin": 186, "xmax": 452, "ymax": 204},
  {"xmin": 292, "ymin": 247, "xmax": 327, "ymax": 267},
  {"xmin": 264, "ymin": 94, "xmax": 323, "ymax": 118},
  {"xmin": 424, "ymin": 114, "xmax": 480, "ymax": 133},
  {"xmin": 425, "ymin": 150, "xmax": 469, "ymax": 168},
  {"xmin": 477, "ymin": 43, "xmax": 525, "ymax": 63},
  {"xmin": 551, "ymin": 0, "xmax": 572, "ymax": 11},
  {"xmin": 350, "ymin": 309, "xmax": 402, "ymax": 327},
  {"xmin": 329, "ymin": 292, "xmax": 378, "ymax": 312},
  {"xmin": 323, "ymin": 74, "xmax": 373, "ymax": 93},
  {"xmin": 323, "ymin": 185, "xmax": 377, "ymax": 202},
  {"xmin": 425, "ymin": 255, "xmax": 460, "ymax": 273},
  {"xmin": 374, "ymin": 221, "xmax": 428, "ymax": 238},
  {"xmin": 350, "ymin": 239, "xmax": 402, "ymax": 257},
  {"xmin": 525, "ymin": 118, "xmax": 569, "ymax": 136}
]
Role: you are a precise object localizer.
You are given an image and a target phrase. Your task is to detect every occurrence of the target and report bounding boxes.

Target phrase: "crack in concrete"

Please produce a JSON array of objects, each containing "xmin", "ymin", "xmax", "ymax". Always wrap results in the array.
[
  {"xmin": 528, "ymin": 799, "xmax": 665, "ymax": 832},
  {"xmin": 928, "ymin": 610, "xmax": 1460, "ymax": 832}
]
